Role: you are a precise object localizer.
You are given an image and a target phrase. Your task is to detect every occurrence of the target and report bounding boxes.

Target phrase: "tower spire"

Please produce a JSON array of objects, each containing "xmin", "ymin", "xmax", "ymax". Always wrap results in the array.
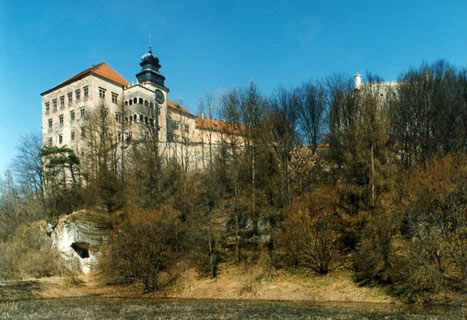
[{"xmin": 148, "ymin": 33, "xmax": 152, "ymax": 53}]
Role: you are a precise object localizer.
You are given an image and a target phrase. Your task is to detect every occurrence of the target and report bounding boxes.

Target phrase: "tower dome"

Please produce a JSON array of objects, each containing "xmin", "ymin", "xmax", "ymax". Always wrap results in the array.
[{"xmin": 140, "ymin": 49, "xmax": 161, "ymax": 70}]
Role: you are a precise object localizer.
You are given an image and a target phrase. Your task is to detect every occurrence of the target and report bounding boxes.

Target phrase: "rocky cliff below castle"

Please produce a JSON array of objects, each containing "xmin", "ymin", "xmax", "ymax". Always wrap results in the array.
[{"xmin": 47, "ymin": 210, "xmax": 112, "ymax": 274}]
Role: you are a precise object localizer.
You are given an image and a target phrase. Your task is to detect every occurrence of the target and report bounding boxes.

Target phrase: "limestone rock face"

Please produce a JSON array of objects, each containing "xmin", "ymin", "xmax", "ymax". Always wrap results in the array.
[{"xmin": 48, "ymin": 210, "xmax": 112, "ymax": 274}]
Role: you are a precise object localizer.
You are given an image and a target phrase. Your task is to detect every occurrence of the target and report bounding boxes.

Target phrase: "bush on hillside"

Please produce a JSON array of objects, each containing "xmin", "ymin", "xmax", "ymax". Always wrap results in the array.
[
  {"xmin": 0, "ymin": 222, "xmax": 62, "ymax": 280},
  {"xmin": 278, "ymin": 186, "xmax": 339, "ymax": 275},
  {"xmin": 99, "ymin": 208, "xmax": 184, "ymax": 292}
]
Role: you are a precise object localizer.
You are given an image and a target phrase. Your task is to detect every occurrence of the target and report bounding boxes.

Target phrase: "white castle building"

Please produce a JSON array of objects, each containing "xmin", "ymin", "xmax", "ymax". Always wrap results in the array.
[
  {"xmin": 41, "ymin": 47, "xmax": 241, "ymax": 169},
  {"xmin": 353, "ymin": 72, "xmax": 399, "ymax": 96}
]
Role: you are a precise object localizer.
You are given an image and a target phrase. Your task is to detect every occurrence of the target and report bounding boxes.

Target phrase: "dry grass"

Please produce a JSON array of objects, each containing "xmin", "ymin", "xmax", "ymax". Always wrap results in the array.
[
  {"xmin": 160, "ymin": 264, "xmax": 394, "ymax": 303},
  {"xmin": 1, "ymin": 297, "xmax": 462, "ymax": 320},
  {"xmin": 0, "ymin": 265, "xmax": 393, "ymax": 304}
]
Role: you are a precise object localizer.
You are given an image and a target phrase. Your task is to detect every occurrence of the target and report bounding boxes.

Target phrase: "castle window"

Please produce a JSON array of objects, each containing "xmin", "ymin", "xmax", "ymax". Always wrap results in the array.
[
  {"xmin": 115, "ymin": 112, "xmax": 122, "ymax": 123},
  {"xmin": 100, "ymin": 108, "xmax": 108, "ymax": 118},
  {"xmin": 83, "ymin": 86, "xmax": 89, "ymax": 99},
  {"xmin": 134, "ymin": 114, "xmax": 137, "ymax": 122},
  {"xmin": 58, "ymin": 134, "xmax": 63, "ymax": 144},
  {"xmin": 173, "ymin": 121, "xmax": 179, "ymax": 130},
  {"xmin": 60, "ymin": 96, "xmax": 65, "ymax": 109},
  {"xmin": 150, "ymin": 102, "xmax": 154, "ymax": 109},
  {"xmin": 52, "ymin": 99, "xmax": 57, "ymax": 112},
  {"xmin": 70, "ymin": 110, "xmax": 75, "ymax": 121},
  {"xmin": 125, "ymin": 116, "xmax": 128, "ymax": 124},
  {"xmin": 133, "ymin": 97, "xmax": 137, "ymax": 104},
  {"xmin": 125, "ymin": 101, "xmax": 128, "ymax": 106},
  {"xmin": 139, "ymin": 98, "xmax": 143, "ymax": 105},
  {"xmin": 81, "ymin": 127, "xmax": 86, "ymax": 138},
  {"xmin": 184, "ymin": 124, "xmax": 189, "ymax": 133},
  {"xmin": 139, "ymin": 114, "xmax": 143, "ymax": 122},
  {"xmin": 80, "ymin": 107, "xmax": 86, "ymax": 118},
  {"xmin": 145, "ymin": 116, "xmax": 148, "ymax": 124},
  {"xmin": 45, "ymin": 102, "xmax": 50, "ymax": 114},
  {"xmin": 144, "ymin": 100, "xmax": 148, "ymax": 107},
  {"xmin": 48, "ymin": 137, "xmax": 52, "ymax": 146},
  {"xmin": 48, "ymin": 118, "xmax": 53, "ymax": 130},
  {"xmin": 150, "ymin": 118, "xmax": 154, "ymax": 126},
  {"xmin": 129, "ymin": 99, "xmax": 132, "ymax": 105},
  {"xmin": 59, "ymin": 115, "xmax": 64, "ymax": 126},
  {"xmin": 75, "ymin": 89, "xmax": 81, "ymax": 100},
  {"xmin": 183, "ymin": 138, "xmax": 189, "ymax": 144},
  {"xmin": 99, "ymin": 87, "xmax": 106, "ymax": 99},
  {"xmin": 112, "ymin": 92, "xmax": 118, "ymax": 104},
  {"xmin": 71, "ymin": 129, "xmax": 75, "ymax": 141},
  {"xmin": 67, "ymin": 92, "xmax": 72, "ymax": 104}
]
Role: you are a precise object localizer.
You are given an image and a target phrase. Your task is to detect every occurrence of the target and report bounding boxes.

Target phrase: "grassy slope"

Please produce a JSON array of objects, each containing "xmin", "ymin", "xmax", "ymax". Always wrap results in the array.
[
  {"xmin": 161, "ymin": 264, "xmax": 393, "ymax": 303},
  {"xmin": 0, "ymin": 264, "xmax": 393, "ymax": 303}
]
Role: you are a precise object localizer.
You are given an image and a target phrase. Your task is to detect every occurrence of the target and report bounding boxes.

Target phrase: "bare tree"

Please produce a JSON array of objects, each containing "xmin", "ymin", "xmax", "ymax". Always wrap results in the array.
[
  {"xmin": 13, "ymin": 132, "xmax": 44, "ymax": 200},
  {"xmin": 390, "ymin": 60, "xmax": 467, "ymax": 167},
  {"xmin": 80, "ymin": 104, "xmax": 123, "ymax": 212},
  {"xmin": 268, "ymin": 87, "xmax": 299, "ymax": 207},
  {"xmin": 296, "ymin": 81, "xmax": 328, "ymax": 154}
]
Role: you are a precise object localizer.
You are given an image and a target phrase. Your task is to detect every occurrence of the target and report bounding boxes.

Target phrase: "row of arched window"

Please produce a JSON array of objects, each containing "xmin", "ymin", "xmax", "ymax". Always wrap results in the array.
[
  {"xmin": 124, "ymin": 97, "xmax": 154, "ymax": 108},
  {"xmin": 115, "ymin": 112, "xmax": 158, "ymax": 127}
]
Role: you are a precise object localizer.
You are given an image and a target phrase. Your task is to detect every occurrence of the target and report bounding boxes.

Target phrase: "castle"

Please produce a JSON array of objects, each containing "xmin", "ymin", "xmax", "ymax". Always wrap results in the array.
[
  {"xmin": 40, "ymin": 47, "xmax": 395, "ymax": 172},
  {"xmin": 41, "ymin": 47, "xmax": 241, "ymax": 169}
]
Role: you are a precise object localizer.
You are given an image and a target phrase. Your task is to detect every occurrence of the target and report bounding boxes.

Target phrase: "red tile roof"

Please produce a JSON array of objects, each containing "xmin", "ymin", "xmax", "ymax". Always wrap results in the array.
[
  {"xmin": 41, "ymin": 62, "xmax": 130, "ymax": 95},
  {"xmin": 167, "ymin": 100, "xmax": 194, "ymax": 116}
]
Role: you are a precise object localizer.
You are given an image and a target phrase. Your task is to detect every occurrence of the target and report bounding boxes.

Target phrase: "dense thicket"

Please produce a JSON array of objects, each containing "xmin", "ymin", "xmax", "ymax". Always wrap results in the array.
[{"xmin": 1, "ymin": 60, "xmax": 466, "ymax": 302}]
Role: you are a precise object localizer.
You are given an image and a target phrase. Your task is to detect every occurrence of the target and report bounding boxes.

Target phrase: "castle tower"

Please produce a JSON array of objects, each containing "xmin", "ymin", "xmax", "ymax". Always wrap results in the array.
[
  {"xmin": 354, "ymin": 72, "xmax": 362, "ymax": 90},
  {"xmin": 136, "ymin": 46, "xmax": 167, "ymax": 89}
]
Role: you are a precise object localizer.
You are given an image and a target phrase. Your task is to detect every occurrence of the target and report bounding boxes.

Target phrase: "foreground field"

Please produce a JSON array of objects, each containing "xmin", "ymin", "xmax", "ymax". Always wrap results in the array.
[
  {"xmin": 1, "ymin": 267, "xmax": 465, "ymax": 319},
  {"xmin": 0, "ymin": 297, "xmax": 464, "ymax": 320}
]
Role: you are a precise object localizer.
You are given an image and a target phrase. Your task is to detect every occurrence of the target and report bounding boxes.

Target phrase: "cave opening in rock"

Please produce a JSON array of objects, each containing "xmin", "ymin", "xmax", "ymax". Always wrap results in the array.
[{"xmin": 71, "ymin": 241, "xmax": 90, "ymax": 258}]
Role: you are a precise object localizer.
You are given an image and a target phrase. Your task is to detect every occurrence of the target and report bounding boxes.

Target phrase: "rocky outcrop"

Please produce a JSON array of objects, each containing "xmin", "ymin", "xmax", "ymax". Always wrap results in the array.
[{"xmin": 47, "ymin": 210, "xmax": 112, "ymax": 274}]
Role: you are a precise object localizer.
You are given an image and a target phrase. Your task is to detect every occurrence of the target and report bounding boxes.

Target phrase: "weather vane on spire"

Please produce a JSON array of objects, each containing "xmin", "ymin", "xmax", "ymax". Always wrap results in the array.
[{"xmin": 148, "ymin": 33, "xmax": 152, "ymax": 53}]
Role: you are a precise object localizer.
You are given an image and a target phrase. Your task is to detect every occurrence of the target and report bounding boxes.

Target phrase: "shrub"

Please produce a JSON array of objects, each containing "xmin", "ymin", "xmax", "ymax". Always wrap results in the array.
[
  {"xmin": 99, "ymin": 208, "xmax": 183, "ymax": 292},
  {"xmin": 279, "ymin": 186, "xmax": 339, "ymax": 274},
  {"xmin": 0, "ymin": 222, "xmax": 62, "ymax": 280},
  {"xmin": 353, "ymin": 208, "xmax": 399, "ymax": 285}
]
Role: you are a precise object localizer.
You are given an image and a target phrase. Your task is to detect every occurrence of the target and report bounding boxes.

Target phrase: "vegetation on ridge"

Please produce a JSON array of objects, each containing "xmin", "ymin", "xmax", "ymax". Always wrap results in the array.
[{"xmin": 0, "ymin": 60, "xmax": 466, "ymax": 304}]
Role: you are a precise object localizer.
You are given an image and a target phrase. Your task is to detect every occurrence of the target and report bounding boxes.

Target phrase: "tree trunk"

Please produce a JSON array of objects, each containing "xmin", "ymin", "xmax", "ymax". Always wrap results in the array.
[
  {"xmin": 252, "ymin": 144, "xmax": 257, "ymax": 235},
  {"xmin": 234, "ymin": 177, "xmax": 240, "ymax": 264},
  {"xmin": 208, "ymin": 227, "xmax": 215, "ymax": 279},
  {"xmin": 370, "ymin": 142, "xmax": 375, "ymax": 207}
]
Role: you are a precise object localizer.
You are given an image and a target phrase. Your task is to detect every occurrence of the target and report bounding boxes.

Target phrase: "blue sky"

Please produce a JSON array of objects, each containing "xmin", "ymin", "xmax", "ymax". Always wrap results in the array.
[{"xmin": 0, "ymin": 0, "xmax": 466, "ymax": 173}]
